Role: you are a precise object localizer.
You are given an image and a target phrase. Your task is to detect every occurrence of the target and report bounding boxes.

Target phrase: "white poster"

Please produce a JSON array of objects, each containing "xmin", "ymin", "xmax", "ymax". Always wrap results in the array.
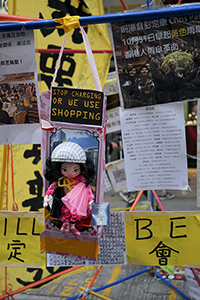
[
  {"xmin": 120, "ymin": 102, "xmax": 188, "ymax": 191},
  {"xmin": 0, "ymin": 30, "xmax": 41, "ymax": 144}
]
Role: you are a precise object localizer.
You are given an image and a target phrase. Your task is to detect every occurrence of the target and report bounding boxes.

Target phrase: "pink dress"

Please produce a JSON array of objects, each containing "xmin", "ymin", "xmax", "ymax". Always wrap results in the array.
[{"xmin": 45, "ymin": 174, "xmax": 94, "ymax": 223}]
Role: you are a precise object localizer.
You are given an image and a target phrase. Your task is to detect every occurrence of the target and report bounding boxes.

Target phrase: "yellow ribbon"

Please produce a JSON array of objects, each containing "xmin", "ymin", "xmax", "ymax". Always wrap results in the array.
[
  {"xmin": 58, "ymin": 176, "xmax": 76, "ymax": 191},
  {"xmin": 53, "ymin": 16, "xmax": 80, "ymax": 33}
]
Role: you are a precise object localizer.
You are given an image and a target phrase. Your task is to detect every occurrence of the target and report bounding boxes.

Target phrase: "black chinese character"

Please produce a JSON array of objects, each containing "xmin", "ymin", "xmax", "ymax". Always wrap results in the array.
[
  {"xmin": 24, "ymin": 144, "xmax": 41, "ymax": 165},
  {"xmin": 7, "ymin": 239, "xmax": 26, "ymax": 263},
  {"xmin": 16, "ymin": 267, "xmax": 70, "ymax": 288},
  {"xmin": 40, "ymin": 45, "xmax": 76, "ymax": 89},
  {"xmin": 22, "ymin": 171, "xmax": 43, "ymax": 211},
  {"xmin": 149, "ymin": 241, "xmax": 179, "ymax": 266}
]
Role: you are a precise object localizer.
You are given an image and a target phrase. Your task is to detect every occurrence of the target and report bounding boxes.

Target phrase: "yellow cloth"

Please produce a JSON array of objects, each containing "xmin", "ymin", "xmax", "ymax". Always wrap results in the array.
[{"xmin": 54, "ymin": 16, "xmax": 80, "ymax": 33}]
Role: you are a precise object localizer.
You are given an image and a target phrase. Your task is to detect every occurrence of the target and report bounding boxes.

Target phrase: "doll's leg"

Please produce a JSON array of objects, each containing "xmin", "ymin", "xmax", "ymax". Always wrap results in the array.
[
  {"xmin": 61, "ymin": 222, "xmax": 70, "ymax": 234},
  {"xmin": 70, "ymin": 223, "xmax": 81, "ymax": 237}
]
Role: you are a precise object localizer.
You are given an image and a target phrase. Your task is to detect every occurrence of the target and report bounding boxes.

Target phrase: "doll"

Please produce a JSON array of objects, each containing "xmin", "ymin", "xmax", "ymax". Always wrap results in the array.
[{"xmin": 43, "ymin": 142, "xmax": 95, "ymax": 237}]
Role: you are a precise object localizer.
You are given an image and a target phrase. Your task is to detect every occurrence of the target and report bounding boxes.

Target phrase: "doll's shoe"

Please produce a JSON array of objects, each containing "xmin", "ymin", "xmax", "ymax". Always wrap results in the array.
[
  {"xmin": 70, "ymin": 227, "xmax": 81, "ymax": 237},
  {"xmin": 61, "ymin": 223, "xmax": 70, "ymax": 234}
]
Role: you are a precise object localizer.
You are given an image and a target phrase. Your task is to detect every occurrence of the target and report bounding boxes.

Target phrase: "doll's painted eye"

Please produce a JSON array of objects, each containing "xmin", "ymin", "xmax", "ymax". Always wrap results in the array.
[
  {"xmin": 74, "ymin": 168, "xmax": 80, "ymax": 173},
  {"xmin": 62, "ymin": 167, "xmax": 67, "ymax": 173}
]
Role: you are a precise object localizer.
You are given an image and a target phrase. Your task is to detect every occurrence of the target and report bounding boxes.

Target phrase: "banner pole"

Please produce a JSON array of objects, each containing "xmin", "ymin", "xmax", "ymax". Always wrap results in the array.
[{"xmin": 1, "ymin": 5, "xmax": 200, "ymax": 31}]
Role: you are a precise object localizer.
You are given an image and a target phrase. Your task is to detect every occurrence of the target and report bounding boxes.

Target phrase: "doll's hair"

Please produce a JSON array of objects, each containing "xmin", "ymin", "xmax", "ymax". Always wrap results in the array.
[
  {"xmin": 44, "ymin": 157, "xmax": 95, "ymax": 187},
  {"xmin": 79, "ymin": 158, "xmax": 95, "ymax": 187},
  {"xmin": 44, "ymin": 157, "xmax": 62, "ymax": 183}
]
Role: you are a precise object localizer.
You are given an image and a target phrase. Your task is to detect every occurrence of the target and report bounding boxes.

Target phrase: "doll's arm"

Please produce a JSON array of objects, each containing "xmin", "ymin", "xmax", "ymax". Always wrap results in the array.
[
  {"xmin": 45, "ymin": 181, "xmax": 57, "ymax": 195},
  {"xmin": 43, "ymin": 182, "xmax": 57, "ymax": 208}
]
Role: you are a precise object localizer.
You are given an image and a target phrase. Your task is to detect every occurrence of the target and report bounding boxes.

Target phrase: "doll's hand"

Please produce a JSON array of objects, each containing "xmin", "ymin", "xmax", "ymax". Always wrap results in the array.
[
  {"xmin": 89, "ymin": 199, "xmax": 94, "ymax": 210},
  {"xmin": 43, "ymin": 195, "xmax": 50, "ymax": 208}
]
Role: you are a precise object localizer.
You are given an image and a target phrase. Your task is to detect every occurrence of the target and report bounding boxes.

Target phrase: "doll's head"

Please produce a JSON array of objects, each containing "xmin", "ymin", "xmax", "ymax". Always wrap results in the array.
[{"xmin": 45, "ymin": 142, "xmax": 95, "ymax": 187}]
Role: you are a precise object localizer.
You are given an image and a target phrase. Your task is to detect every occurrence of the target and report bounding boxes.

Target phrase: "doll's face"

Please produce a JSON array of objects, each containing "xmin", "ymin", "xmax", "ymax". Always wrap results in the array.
[{"xmin": 61, "ymin": 162, "xmax": 81, "ymax": 178}]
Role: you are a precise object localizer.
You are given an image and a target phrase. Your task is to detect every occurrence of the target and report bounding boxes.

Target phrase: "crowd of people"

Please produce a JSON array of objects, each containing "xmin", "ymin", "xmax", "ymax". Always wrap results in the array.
[
  {"xmin": 0, "ymin": 83, "xmax": 36, "ymax": 124},
  {"xmin": 118, "ymin": 49, "xmax": 200, "ymax": 108}
]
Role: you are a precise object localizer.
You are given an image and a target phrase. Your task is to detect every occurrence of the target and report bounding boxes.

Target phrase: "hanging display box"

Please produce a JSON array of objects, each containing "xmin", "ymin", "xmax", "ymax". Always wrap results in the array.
[
  {"xmin": 39, "ymin": 24, "xmax": 107, "ymax": 260},
  {"xmin": 40, "ymin": 86, "xmax": 106, "ymax": 260}
]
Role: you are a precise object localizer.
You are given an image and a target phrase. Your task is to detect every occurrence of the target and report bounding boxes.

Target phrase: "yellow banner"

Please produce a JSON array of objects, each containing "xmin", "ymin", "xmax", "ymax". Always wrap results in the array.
[
  {"xmin": 0, "ymin": 211, "xmax": 44, "ymax": 268},
  {"xmin": 124, "ymin": 211, "xmax": 200, "ymax": 267},
  {"xmin": 8, "ymin": 0, "xmax": 112, "ymax": 93},
  {"xmin": 0, "ymin": 144, "xmax": 43, "ymax": 211}
]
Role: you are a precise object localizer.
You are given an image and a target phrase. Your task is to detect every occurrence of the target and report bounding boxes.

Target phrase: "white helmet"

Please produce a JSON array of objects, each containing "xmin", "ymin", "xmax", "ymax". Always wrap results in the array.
[{"xmin": 51, "ymin": 142, "xmax": 86, "ymax": 163}]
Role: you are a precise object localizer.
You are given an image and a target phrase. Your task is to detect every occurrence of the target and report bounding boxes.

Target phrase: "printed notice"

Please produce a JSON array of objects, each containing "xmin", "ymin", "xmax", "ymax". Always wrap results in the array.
[
  {"xmin": 120, "ymin": 102, "xmax": 188, "ymax": 191},
  {"xmin": 111, "ymin": 15, "xmax": 200, "ymax": 109},
  {"xmin": 0, "ymin": 30, "xmax": 41, "ymax": 145}
]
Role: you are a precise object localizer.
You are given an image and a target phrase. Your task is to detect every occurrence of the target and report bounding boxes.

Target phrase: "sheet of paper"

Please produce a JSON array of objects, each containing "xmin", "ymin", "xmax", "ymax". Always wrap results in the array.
[
  {"xmin": 120, "ymin": 102, "xmax": 188, "ymax": 191},
  {"xmin": 0, "ymin": 124, "xmax": 41, "ymax": 145},
  {"xmin": 106, "ymin": 107, "xmax": 121, "ymax": 134}
]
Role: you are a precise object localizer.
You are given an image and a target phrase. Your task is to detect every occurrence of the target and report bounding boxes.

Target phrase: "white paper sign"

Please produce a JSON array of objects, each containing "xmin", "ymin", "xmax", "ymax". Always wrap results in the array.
[
  {"xmin": 106, "ymin": 107, "xmax": 121, "ymax": 134},
  {"xmin": 0, "ymin": 30, "xmax": 41, "ymax": 145},
  {"xmin": 120, "ymin": 103, "xmax": 188, "ymax": 191}
]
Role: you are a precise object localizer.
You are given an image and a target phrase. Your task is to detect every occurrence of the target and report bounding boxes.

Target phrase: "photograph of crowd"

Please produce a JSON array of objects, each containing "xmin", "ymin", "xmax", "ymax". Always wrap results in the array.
[
  {"xmin": 0, "ymin": 72, "xmax": 39, "ymax": 125},
  {"xmin": 112, "ymin": 16, "xmax": 200, "ymax": 108}
]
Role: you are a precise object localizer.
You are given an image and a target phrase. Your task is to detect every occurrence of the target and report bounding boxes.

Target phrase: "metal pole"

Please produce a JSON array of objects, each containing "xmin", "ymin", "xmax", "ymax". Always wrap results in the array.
[
  {"xmin": 1, "ymin": 5, "xmax": 200, "ymax": 32},
  {"xmin": 154, "ymin": 271, "xmax": 191, "ymax": 300}
]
